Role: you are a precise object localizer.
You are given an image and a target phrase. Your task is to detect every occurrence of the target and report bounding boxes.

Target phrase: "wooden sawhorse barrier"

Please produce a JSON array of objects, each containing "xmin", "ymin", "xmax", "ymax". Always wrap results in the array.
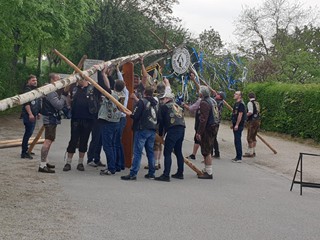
[{"xmin": 290, "ymin": 152, "xmax": 320, "ymax": 195}]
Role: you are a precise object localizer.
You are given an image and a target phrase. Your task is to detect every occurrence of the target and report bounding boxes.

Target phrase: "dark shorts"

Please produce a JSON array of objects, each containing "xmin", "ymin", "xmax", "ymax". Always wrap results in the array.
[
  {"xmin": 201, "ymin": 125, "xmax": 218, "ymax": 157},
  {"xmin": 247, "ymin": 120, "xmax": 261, "ymax": 143},
  {"xmin": 44, "ymin": 124, "xmax": 57, "ymax": 141}
]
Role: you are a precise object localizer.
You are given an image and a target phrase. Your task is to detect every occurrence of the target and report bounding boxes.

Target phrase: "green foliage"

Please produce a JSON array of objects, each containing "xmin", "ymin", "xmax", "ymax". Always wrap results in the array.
[{"xmin": 244, "ymin": 82, "xmax": 320, "ymax": 142}]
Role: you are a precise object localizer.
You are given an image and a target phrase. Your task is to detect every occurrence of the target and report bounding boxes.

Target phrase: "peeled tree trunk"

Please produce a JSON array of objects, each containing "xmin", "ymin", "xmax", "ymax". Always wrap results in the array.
[{"xmin": 0, "ymin": 49, "xmax": 167, "ymax": 112}]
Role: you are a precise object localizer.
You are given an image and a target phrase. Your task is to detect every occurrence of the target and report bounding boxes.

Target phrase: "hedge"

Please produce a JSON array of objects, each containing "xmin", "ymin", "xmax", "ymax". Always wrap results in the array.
[{"xmin": 240, "ymin": 82, "xmax": 320, "ymax": 142}]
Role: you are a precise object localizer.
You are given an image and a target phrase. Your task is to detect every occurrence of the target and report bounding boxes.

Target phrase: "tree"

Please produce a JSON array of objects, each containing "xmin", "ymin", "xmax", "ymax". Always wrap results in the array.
[
  {"xmin": 197, "ymin": 27, "xmax": 223, "ymax": 56},
  {"xmin": 68, "ymin": 0, "xmax": 186, "ymax": 61},
  {"xmin": 235, "ymin": 0, "xmax": 318, "ymax": 56},
  {"xmin": 271, "ymin": 26, "xmax": 320, "ymax": 83}
]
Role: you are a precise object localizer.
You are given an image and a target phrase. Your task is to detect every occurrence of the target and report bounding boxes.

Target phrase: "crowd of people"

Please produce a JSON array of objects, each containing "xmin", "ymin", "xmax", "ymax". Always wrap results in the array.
[{"xmin": 20, "ymin": 60, "xmax": 261, "ymax": 181}]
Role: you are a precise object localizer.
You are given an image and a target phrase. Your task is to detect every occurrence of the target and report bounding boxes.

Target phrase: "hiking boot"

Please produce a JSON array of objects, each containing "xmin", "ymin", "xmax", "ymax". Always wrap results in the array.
[
  {"xmin": 155, "ymin": 174, "xmax": 170, "ymax": 182},
  {"xmin": 243, "ymin": 153, "xmax": 254, "ymax": 158},
  {"xmin": 63, "ymin": 163, "xmax": 71, "ymax": 171},
  {"xmin": 187, "ymin": 154, "xmax": 196, "ymax": 160},
  {"xmin": 121, "ymin": 174, "xmax": 137, "ymax": 180},
  {"xmin": 198, "ymin": 172, "xmax": 213, "ymax": 179},
  {"xmin": 100, "ymin": 169, "xmax": 115, "ymax": 175},
  {"xmin": 77, "ymin": 163, "xmax": 85, "ymax": 171},
  {"xmin": 144, "ymin": 173, "xmax": 155, "ymax": 179},
  {"xmin": 21, "ymin": 152, "xmax": 33, "ymax": 159},
  {"xmin": 46, "ymin": 163, "xmax": 55, "ymax": 169},
  {"xmin": 171, "ymin": 173, "xmax": 184, "ymax": 179},
  {"xmin": 38, "ymin": 166, "xmax": 55, "ymax": 173}
]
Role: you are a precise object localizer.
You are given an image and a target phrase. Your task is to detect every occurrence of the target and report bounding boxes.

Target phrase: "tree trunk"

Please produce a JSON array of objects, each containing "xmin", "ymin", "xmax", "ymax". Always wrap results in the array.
[
  {"xmin": 11, "ymin": 28, "xmax": 21, "ymax": 87},
  {"xmin": 37, "ymin": 42, "xmax": 42, "ymax": 77}
]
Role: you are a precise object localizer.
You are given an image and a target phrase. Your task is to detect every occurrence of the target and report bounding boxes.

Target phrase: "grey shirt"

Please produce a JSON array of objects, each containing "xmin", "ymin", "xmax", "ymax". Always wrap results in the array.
[{"xmin": 42, "ymin": 91, "xmax": 66, "ymax": 125}]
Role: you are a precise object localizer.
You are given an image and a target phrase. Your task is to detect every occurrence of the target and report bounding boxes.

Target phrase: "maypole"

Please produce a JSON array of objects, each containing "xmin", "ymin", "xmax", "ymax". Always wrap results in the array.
[{"xmin": 0, "ymin": 49, "xmax": 167, "ymax": 112}]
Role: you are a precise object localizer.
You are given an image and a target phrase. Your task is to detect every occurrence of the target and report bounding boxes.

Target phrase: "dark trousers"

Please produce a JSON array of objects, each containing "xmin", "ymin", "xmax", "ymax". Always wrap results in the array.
[
  {"xmin": 213, "ymin": 124, "xmax": 220, "ymax": 156},
  {"xmin": 115, "ymin": 116, "xmax": 127, "ymax": 170},
  {"xmin": 101, "ymin": 121, "xmax": 119, "ymax": 173},
  {"xmin": 21, "ymin": 115, "xmax": 36, "ymax": 154},
  {"xmin": 163, "ymin": 126, "xmax": 185, "ymax": 177},
  {"xmin": 233, "ymin": 125, "xmax": 243, "ymax": 160},
  {"xmin": 87, "ymin": 119, "xmax": 102, "ymax": 163},
  {"xmin": 67, "ymin": 119, "xmax": 94, "ymax": 153}
]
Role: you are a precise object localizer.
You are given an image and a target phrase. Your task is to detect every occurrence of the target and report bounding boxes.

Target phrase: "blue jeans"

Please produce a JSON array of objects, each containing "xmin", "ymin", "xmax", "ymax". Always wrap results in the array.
[
  {"xmin": 21, "ymin": 115, "xmax": 36, "ymax": 154},
  {"xmin": 163, "ymin": 126, "xmax": 185, "ymax": 177},
  {"xmin": 87, "ymin": 119, "xmax": 102, "ymax": 163},
  {"xmin": 101, "ymin": 121, "xmax": 119, "ymax": 173},
  {"xmin": 115, "ymin": 117, "xmax": 126, "ymax": 170},
  {"xmin": 233, "ymin": 126, "xmax": 243, "ymax": 160},
  {"xmin": 130, "ymin": 129, "xmax": 156, "ymax": 177}
]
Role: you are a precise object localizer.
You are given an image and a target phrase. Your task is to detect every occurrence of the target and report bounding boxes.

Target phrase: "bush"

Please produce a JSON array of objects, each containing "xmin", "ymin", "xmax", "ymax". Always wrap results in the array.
[{"xmin": 243, "ymin": 82, "xmax": 320, "ymax": 142}]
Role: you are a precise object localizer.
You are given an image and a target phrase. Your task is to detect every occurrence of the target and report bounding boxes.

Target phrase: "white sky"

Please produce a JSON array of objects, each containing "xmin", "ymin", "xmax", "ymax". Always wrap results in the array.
[{"xmin": 172, "ymin": 0, "xmax": 319, "ymax": 45}]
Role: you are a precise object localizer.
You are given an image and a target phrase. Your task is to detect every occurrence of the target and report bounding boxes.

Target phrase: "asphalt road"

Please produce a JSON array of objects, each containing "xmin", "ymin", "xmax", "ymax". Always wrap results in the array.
[{"xmin": 43, "ymin": 117, "xmax": 320, "ymax": 240}]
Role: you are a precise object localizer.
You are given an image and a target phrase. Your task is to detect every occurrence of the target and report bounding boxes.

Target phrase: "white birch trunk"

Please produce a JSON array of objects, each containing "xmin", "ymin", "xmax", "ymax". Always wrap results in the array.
[{"xmin": 0, "ymin": 49, "xmax": 167, "ymax": 112}]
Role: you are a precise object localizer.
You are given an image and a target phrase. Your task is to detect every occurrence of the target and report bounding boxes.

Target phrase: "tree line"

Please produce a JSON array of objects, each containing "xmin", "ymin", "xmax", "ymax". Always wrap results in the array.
[{"xmin": 0, "ymin": 0, "xmax": 319, "ymax": 100}]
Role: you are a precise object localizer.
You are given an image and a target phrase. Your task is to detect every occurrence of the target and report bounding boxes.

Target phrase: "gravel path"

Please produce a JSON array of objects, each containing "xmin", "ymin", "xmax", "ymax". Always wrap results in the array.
[{"xmin": 1, "ymin": 113, "xmax": 320, "ymax": 239}]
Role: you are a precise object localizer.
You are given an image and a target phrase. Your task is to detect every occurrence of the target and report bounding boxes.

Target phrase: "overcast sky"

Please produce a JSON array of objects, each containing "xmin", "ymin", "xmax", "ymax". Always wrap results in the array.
[{"xmin": 172, "ymin": 0, "xmax": 319, "ymax": 45}]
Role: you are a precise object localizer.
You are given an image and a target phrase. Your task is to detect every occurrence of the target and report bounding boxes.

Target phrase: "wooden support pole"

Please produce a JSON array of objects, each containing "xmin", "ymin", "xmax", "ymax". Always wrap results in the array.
[
  {"xmin": 28, "ymin": 125, "xmax": 45, "ymax": 154},
  {"xmin": 53, "ymin": 49, "xmax": 132, "ymax": 116},
  {"xmin": 64, "ymin": 55, "xmax": 88, "ymax": 93},
  {"xmin": 184, "ymin": 157, "xmax": 204, "ymax": 176},
  {"xmin": 0, "ymin": 138, "xmax": 44, "ymax": 149},
  {"xmin": 0, "ymin": 137, "xmax": 36, "ymax": 145}
]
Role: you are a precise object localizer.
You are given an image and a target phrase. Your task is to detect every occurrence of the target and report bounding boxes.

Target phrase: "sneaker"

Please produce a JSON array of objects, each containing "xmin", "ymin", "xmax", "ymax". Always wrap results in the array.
[
  {"xmin": 63, "ymin": 163, "xmax": 71, "ymax": 171},
  {"xmin": 243, "ymin": 153, "xmax": 254, "ymax": 158},
  {"xmin": 198, "ymin": 172, "xmax": 213, "ymax": 179},
  {"xmin": 96, "ymin": 161, "xmax": 106, "ymax": 167},
  {"xmin": 155, "ymin": 174, "xmax": 170, "ymax": 182},
  {"xmin": 187, "ymin": 154, "xmax": 196, "ymax": 160},
  {"xmin": 232, "ymin": 158, "xmax": 242, "ymax": 163},
  {"xmin": 100, "ymin": 169, "xmax": 114, "ymax": 175},
  {"xmin": 213, "ymin": 154, "xmax": 220, "ymax": 159},
  {"xmin": 30, "ymin": 152, "xmax": 35, "ymax": 155},
  {"xmin": 77, "ymin": 163, "xmax": 85, "ymax": 171},
  {"xmin": 144, "ymin": 174, "xmax": 155, "ymax": 179},
  {"xmin": 121, "ymin": 174, "xmax": 137, "ymax": 180},
  {"xmin": 171, "ymin": 173, "xmax": 184, "ymax": 179},
  {"xmin": 88, "ymin": 161, "xmax": 98, "ymax": 167},
  {"xmin": 21, "ymin": 153, "xmax": 33, "ymax": 159},
  {"xmin": 46, "ymin": 163, "xmax": 55, "ymax": 169},
  {"xmin": 38, "ymin": 166, "xmax": 55, "ymax": 173}
]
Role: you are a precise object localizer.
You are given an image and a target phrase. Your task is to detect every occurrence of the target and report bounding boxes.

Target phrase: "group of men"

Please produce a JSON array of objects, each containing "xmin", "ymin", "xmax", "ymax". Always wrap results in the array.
[{"xmin": 20, "ymin": 61, "xmax": 261, "ymax": 180}]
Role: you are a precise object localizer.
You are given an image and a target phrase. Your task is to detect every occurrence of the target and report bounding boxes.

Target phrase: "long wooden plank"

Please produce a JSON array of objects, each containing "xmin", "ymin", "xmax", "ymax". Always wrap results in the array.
[
  {"xmin": 0, "ymin": 139, "xmax": 44, "ymax": 149},
  {"xmin": 122, "ymin": 62, "xmax": 134, "ymax": 168}
]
